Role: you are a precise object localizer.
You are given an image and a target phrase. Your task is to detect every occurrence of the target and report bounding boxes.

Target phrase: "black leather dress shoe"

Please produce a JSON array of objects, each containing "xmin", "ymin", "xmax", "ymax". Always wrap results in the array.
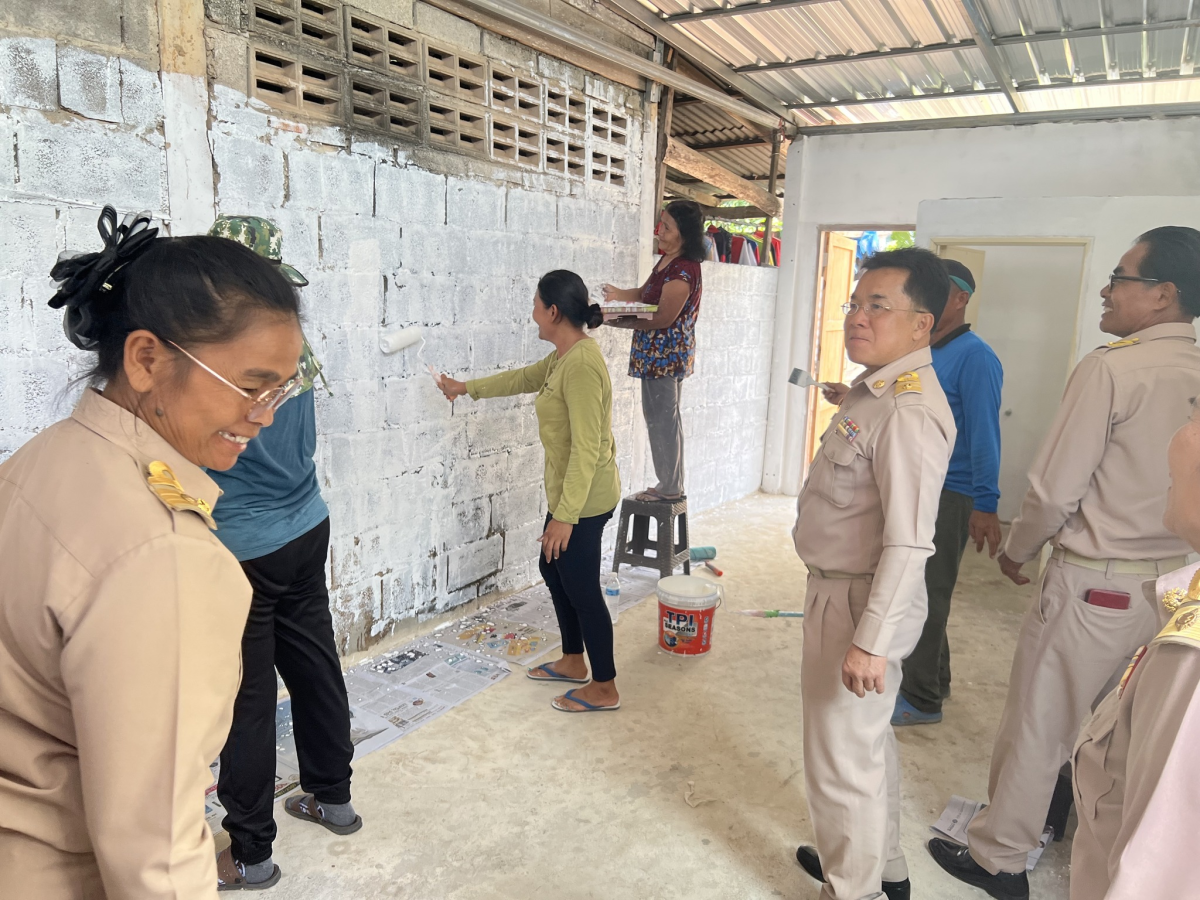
[
  {"xmin": 795, "ymin": 845, "xmax": 911, "ymax": 899},
  {"xmin": 926, "ymin": 838, "xmax": 1029, "ymax": 900}
]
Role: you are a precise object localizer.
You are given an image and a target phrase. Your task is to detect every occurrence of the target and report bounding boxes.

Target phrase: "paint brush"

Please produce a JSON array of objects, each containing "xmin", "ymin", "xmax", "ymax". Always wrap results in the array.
[
  {"xmin": 738, "ymin": 609, "xmax": 804, "ymax": 618},
  {"xmin": 788, "ymin": 369, "xmax": 833, "ymax": 390},
  {"xmin": 704, "ymin": 561, "xmax": 723, "ymax": 576}
]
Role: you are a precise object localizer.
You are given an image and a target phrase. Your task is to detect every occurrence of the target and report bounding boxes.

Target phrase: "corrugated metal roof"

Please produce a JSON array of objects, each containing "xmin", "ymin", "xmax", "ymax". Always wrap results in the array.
[{"xmin": 635, "ymin": 0, "xmax": 1200, "ymax": 134}]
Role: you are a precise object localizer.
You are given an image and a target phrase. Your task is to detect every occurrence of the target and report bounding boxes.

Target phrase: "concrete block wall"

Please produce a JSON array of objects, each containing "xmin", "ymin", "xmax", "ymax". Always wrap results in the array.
[
  {"xmin": 206, "ymin": 79, "xmax": 653, "ymax": 652},
  {"xmin": 0, "ymin": 30, "xmax": 167, "ymax": 459},
  {"xmin": 0, "ymin": 8, "xmax": 779, "ymax": 654}
]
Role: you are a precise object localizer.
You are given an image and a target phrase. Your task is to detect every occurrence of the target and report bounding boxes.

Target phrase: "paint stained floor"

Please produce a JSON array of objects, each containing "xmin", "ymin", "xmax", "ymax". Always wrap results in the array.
[{"xmin": 268, "ymin": 492, "xmax": 1071, "ymax": 899}]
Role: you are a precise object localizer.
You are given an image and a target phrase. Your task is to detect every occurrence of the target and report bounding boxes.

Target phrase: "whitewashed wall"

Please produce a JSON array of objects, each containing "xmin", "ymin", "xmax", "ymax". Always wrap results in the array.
[
  {"xmin": 764, "ymin": 116, "xmax": 1200, "ymax": 496},
  {"xmin": 0, "ymin": 26, "xmax": 777, "ymax": 652}
]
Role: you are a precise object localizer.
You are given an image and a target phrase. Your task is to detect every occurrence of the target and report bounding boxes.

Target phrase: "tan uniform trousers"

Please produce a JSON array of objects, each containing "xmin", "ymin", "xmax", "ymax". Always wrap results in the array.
[
  {"xmin": 967, "ymin": 556, "xmax": 1160, "ymax": 874},
  {"xmin": 802, "ymin": 572, "xmax": 926, "ymax": 900}
]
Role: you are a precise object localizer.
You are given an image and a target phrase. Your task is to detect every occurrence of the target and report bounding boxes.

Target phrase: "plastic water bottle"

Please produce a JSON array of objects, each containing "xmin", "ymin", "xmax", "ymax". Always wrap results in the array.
[{"xmin": 604, "ymin": 575, "xmax": 621, "ymax": 624}]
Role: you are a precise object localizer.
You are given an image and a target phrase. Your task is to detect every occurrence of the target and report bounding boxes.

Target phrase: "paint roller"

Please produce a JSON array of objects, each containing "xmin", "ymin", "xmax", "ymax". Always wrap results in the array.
[
  {"xmin": 379, "ymin": 325, "xmax": 446, "ymax": 391},
  {"xmin": 379, "ymin": 326, "xmax": 424, "ymax": 355}
]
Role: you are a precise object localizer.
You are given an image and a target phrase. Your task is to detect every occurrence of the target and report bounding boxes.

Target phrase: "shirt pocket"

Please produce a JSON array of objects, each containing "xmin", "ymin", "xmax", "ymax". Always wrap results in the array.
[{"xmin": 813, "ymin": 438, "xmax": 859, "ymax": 508}]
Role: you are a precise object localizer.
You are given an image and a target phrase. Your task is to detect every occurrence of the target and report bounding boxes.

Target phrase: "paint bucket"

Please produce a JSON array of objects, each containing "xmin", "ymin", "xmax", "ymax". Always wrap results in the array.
[{"xmin": 657, "ymin": 575, "xmax": 723, "ymax": 656}]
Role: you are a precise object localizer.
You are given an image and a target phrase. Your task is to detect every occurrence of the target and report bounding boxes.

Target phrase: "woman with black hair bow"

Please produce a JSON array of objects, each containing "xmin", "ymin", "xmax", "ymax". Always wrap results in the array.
[
  {"xmin": 0, "ymin": 206, "xmax": 303, "ymax": 899},
  {"xmin": 602, "ymin": 199, "xmax": 706, "ymax": 502}
]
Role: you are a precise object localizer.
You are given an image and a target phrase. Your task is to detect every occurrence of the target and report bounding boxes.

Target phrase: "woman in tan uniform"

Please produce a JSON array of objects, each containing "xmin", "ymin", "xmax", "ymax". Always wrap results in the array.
[{"xmin": 0, "ymin": 206, "xmax": 303, "ymax": 899}]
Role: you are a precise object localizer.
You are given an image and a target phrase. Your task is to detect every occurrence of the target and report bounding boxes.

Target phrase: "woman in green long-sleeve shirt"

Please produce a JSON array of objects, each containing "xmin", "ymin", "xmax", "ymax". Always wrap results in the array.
[{"xmin": 439, "ymin": 270, "xmax": 622, "ymax": 712}]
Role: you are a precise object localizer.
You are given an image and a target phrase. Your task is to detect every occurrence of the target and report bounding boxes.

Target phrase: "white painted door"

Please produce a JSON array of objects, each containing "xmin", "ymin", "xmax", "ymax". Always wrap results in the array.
[{"xmin": 936, "ymin": 243, "xmax": 1085, "ymax": 522}]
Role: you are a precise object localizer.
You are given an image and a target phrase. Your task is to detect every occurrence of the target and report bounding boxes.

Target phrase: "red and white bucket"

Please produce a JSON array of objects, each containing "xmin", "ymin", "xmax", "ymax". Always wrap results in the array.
[{"xmin": 657, "ymin": 575, "xmax": 723, "ymax": 656}]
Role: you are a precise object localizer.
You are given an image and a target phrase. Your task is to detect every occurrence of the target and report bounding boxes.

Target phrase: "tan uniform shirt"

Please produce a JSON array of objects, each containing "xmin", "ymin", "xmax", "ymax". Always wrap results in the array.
[
  {"xmin": 1072, "ymin": 563, "xmax": 1200, "ymax": 899},
  {"xmin": 1005, "ymin": 322, "xmax": 1200, "ymax": 564},
  {"xmin": 0, "ymin": 389, "xmax": 252, "ymax": 899},
  {"xmin": 793, "ymin": 347, "xmax": 956, "ymax": 656}
]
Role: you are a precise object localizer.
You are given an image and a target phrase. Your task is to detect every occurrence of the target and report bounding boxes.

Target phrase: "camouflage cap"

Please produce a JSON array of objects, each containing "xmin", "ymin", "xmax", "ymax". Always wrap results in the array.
[{"xmin": 208, "ymin": 214, "xmax": 308, "ymax": 286}]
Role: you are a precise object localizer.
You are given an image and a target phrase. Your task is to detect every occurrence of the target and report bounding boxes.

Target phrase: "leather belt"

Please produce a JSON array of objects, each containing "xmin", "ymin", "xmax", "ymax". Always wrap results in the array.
[
  {"xmin": 1051, "ymin": 547, "xmax": 1189, "ymax": 577},
  {"xmin": 806, "ymin": 566, "xmax": 873, "ymax": 581}
]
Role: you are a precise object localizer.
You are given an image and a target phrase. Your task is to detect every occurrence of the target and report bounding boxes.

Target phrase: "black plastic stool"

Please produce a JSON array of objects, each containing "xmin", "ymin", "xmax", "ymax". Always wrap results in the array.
[{"xmin": 612, "ymin": 496, "xmax": 690, "ymax": 579}]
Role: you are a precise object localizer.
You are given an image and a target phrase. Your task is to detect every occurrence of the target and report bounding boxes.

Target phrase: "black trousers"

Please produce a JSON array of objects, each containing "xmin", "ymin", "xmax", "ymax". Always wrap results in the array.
[
  {"xmin": 899, "ymin": 489, "xmax": 974, "ymax": 714},
  {"xmin": 539, "ymin": 509, "xmax": 617, "ymax": 682},
  {"xmin": 218, "ymin": 517, "xmax": 354, "ymax": 865}
]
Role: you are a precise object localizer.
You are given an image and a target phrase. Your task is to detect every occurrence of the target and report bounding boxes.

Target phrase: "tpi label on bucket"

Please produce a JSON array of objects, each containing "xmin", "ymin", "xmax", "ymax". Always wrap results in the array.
[{"xmin": 663, "ymin": 610, "xmax": 698, "ymax": 642}]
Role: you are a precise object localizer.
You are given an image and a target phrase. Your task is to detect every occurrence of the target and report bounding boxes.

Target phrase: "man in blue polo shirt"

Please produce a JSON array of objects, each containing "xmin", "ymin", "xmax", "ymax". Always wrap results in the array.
[
  {"xmin": 892, "ymin": 259, "xmax": 1004, "ymax": 726},
  {"xmin": 206, "ymin": 216, "xmax": 361, "ymax": 891}
]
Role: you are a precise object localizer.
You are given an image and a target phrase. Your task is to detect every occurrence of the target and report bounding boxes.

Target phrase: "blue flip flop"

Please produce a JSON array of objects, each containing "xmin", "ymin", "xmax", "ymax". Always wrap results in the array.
[
  {"xmin": 526, "ymin": 663, "xmax": 589, "ymax": 684},
  {"xmin": 552, "ymin": 688, "xmax": 621, "ymax": 712}
]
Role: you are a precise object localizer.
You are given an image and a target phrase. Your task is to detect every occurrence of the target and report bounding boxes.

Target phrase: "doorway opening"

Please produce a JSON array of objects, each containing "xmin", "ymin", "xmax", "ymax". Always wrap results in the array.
[
  {"xmin": 804, "ymin": 229, "xmax": 914, "ymax": 469},
  {"xmin": 932, "ymin": 238, "xmax": 1089, "ymax": 521}
]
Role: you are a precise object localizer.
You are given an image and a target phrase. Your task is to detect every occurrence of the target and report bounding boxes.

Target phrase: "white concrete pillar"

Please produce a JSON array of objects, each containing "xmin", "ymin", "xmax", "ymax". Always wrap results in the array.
[{"xmin": 761, "ymin": 136, "xmax": 817, "ymax": 496}]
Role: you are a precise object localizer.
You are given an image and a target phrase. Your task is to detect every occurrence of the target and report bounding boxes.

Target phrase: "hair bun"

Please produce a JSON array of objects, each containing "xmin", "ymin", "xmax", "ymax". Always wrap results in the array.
[
  {"xmin": 48, "ymin": 205, "xmax": 159, "ymax": 350},
  {"xmin": 586, "ymin": 302, "xmax": 604, "ymax": 329}
]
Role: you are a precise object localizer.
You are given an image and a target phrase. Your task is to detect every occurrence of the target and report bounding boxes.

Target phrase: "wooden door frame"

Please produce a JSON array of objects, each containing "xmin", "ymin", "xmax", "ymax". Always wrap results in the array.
[
  {"xmin": 803, "ymin": 226, "xmax": 913, "ymax": 479},
  {"xmin": 930, "ymin": 236, "xmax": 1093, "ymax": 380}
]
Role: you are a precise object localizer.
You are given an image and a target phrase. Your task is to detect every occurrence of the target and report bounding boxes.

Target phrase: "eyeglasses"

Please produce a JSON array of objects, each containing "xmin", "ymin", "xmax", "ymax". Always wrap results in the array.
[
  {"xmin": 841, "ymin": 302, "xmax": 920, "ymax": 317},
  {"xmin": 1108, "ymin": 273, "xmax": 1162, "ymax": 291},
  {"xmin": 167, "ymin": 341, "xmax": 304, "ymax": 415}
]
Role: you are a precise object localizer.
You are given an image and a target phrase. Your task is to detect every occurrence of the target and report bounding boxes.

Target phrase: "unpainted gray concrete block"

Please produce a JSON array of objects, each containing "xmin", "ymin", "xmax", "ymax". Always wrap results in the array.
[
  {"xmin": 350, "ymin": 0, "xmax": 415, "ymax": 27},
  {"xmin": 58, "ymin": 46, "xmax": 121, "ymax": 123},
  {"xmin": 0, "ymin": 1, "xmax": 125, "ymax": 51},
  {"xmin": 0, "ymin": 38, "xmax": 58, "ymax": 111},
  {"xmin": 481, "ymin": 33, "xmax": 537, "ymax": 68},
  {"xmin": 413, "ymin": 2, "xmax": 481, "ymax": 52},
  {"xmin": 206, "ymin": 29, "xmax": 250, "ymax": 97},
  {"xmin": 204, "ymin": 0, "xmax": 246, "ymax": 29}
]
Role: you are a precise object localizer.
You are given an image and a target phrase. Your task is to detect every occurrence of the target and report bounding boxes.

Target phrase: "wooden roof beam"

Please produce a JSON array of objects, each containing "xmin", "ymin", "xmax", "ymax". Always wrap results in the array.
[{"xmin": 664, "ymin": 136, "xmax": 782, "ymax": 216}]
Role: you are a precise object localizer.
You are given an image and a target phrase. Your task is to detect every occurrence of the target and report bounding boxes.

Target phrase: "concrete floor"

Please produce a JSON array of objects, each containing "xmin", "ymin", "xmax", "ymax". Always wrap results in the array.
[{"xmin": 269, "ymin": 492, "xmax": 1072, "ymax": 899}]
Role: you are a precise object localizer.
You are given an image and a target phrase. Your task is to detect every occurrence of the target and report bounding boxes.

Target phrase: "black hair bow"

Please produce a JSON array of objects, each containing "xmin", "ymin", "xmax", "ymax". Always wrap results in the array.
[{"xmin": 48, "ymin": 205, "xmax": 159, "ymax": 350}]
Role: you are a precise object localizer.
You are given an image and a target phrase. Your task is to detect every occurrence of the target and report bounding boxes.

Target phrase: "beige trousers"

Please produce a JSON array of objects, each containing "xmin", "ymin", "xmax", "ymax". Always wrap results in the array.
[
  {"xmin": 801, "ymin": 573, "xmax": 926, "ymax": 900},
  {"xmin": 966, "ymin": 556, "xmax": 1159, "ymax": 874}
]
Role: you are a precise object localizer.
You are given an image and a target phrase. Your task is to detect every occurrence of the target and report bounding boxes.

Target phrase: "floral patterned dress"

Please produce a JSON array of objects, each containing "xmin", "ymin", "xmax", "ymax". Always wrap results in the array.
[{"xmin": 628, "ymin": 257, "xmax": 703, "ymax": 379}]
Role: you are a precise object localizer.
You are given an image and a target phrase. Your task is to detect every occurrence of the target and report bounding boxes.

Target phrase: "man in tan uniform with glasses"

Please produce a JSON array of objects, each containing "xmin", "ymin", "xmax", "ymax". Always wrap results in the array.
[
  {"xmin": 793, "ymin": 247, "xmax": 956, "ymax": 900},
  {"xmin": 930, "ymin": 226, "xmax": 1200, "ymax": 900}
]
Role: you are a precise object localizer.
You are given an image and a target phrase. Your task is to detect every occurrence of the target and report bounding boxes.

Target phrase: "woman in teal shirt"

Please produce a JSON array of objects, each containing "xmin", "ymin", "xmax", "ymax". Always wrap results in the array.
[{"xmin": 440, "ymin": 271, "xmax": 622, "ymax": 713}]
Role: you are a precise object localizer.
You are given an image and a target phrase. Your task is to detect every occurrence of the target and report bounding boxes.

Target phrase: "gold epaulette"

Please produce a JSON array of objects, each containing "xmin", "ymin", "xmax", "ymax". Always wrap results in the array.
[
  {"xmin": 1162, "ymin": 568, "xmax": 1200, "ymax": 613},
  {"xmin": 146, "ymin": 461, "xmax": 216, "ymax": 530},
  {"xmin": 894, "ymin": 371, "xmax": 922, "ymax": 395},
  {"xmin": 1151, "ymin": 599, "xmax": 1200, "ymax": 652},
  {"xmin": 1105, "ymin": 338, "xmax": 1140, "ymax": 349}
]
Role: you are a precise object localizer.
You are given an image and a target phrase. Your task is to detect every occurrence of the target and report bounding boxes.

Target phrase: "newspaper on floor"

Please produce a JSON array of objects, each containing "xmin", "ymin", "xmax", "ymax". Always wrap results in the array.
[
  {"xmin": 207, "ymin": 568, "xmax": 668, "ymax": 837},
  {"xmin": 446, "ymin": 610, "xmax": 560, "ymax": 665},
  {"xmin": 931, "ymin": 795, "xmax": 1053, "ymax": 873}
]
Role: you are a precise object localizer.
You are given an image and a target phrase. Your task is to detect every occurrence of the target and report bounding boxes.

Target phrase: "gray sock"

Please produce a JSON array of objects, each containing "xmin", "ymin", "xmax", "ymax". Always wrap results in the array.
[
  {"xmin": 240, "ymin": 857, "xmax": 275, "ymax": 884},
  {"xmin": 318, "ymin": 799, "xmax": 357, "ymax": 827}
]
